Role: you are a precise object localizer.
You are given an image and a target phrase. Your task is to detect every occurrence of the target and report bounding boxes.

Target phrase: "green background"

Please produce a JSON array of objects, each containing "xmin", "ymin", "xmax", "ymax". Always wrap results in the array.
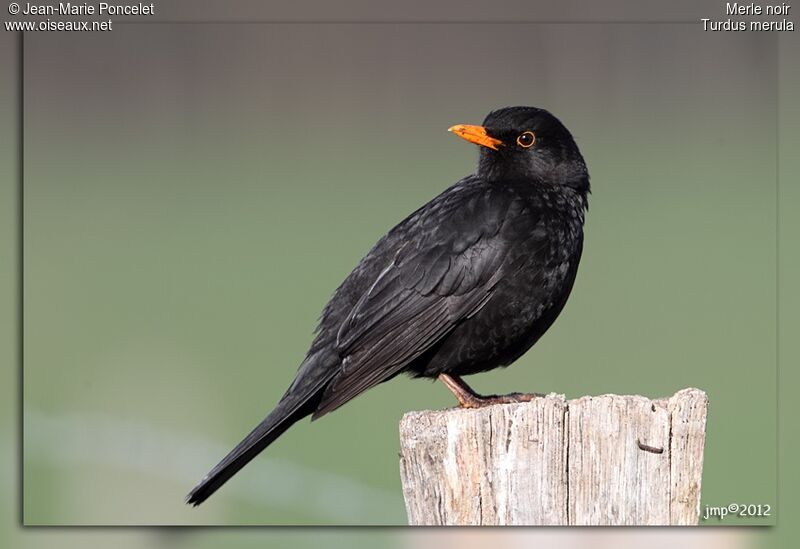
[{"xmin": 5, "ymin": 20, "xmax": 785, "ymax": 533}]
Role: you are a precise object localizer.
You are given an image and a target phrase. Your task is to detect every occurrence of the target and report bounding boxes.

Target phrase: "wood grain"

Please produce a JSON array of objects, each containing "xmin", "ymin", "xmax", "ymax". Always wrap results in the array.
[{"xmin": 398, "ymin": 388, "xmax": 707, "ymax": 526}]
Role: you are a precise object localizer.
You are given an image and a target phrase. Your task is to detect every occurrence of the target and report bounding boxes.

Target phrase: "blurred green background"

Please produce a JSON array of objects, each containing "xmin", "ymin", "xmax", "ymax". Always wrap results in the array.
[{"xmin": 15, "ymin": 22, "xmax": 779, "ymax": 527}]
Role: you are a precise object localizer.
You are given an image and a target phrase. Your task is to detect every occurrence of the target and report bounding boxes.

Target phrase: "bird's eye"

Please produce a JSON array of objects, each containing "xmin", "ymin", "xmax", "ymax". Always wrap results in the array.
[{"xmin": 516, "ymin": 131, "xmax": 535, "ymax": 148}]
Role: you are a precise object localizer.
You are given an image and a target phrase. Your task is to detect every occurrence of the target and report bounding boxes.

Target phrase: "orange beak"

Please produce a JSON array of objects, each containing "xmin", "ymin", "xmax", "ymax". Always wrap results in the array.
[{"xmin": 448, "ymin": 124, "xmax": 503, "ymax": 151}]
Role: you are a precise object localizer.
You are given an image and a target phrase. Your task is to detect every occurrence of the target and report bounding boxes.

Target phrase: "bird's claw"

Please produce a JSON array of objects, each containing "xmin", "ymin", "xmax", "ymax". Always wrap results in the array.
[{"xmin": 459, "ymin": 391, "xmax": 543, "ymax": 408}]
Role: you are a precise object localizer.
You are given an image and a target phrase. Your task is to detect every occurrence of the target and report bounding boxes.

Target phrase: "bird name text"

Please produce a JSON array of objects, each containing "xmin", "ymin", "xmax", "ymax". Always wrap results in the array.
[{"xmin": 701, "ymin": 3, "xmax": 795, "ymax": 31}]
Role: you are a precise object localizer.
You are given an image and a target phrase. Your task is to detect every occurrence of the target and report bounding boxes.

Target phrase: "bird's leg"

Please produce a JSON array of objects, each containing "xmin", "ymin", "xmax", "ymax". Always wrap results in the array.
[{"xmin": 438, "ymin": 373, "xmax": 543, "ymax": 408}]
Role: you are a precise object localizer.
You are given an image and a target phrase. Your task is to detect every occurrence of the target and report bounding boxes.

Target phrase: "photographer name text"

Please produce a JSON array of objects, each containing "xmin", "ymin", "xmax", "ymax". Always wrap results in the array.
[{"xmin": 20, "ymin": 2, "xmax": 154, "ymax": 15}]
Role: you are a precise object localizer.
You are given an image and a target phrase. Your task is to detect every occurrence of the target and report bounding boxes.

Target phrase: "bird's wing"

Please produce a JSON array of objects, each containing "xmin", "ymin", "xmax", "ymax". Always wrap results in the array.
[{"xmin": 312, "ymin": 187, "xmax": 521, "ymax": 418}]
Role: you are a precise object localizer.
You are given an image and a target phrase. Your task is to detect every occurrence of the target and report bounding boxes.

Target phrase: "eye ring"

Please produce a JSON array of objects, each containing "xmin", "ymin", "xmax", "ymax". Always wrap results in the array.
[{"xmin": 516, "ymin": 131, "xmax": 536, "ymax": 148}]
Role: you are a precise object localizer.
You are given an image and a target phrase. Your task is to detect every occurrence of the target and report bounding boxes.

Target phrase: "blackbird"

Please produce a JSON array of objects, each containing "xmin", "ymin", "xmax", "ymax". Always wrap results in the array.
[{"xmin": 187, "ymin": 106, "xmax": 590, "ymax": 505}]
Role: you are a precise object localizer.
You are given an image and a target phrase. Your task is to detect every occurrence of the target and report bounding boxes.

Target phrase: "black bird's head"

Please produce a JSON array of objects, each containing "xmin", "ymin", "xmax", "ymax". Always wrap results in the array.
[{"xmin": 449, "ymin": 106, "xmax": 589, "ymax": 193}]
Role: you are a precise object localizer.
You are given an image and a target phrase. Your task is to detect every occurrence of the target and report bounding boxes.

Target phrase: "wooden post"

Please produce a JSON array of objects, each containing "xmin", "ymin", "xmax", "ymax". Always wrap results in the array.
[{"xmin": 398, "ymin": 388, "xmax": 707, "ymax": 526}]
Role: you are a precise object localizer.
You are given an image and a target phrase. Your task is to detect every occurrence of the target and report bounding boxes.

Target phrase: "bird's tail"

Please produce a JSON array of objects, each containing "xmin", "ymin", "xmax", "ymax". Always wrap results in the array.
[{"xmin": 186, "ymin": 358, "xmax": 336, "ymax": 506}]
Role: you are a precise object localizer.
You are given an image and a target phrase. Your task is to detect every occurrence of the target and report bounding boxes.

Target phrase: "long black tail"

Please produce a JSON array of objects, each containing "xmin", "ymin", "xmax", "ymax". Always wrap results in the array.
[{"xmin": 186, "ymin": 372, "xmax": 331, "ymax": 506}]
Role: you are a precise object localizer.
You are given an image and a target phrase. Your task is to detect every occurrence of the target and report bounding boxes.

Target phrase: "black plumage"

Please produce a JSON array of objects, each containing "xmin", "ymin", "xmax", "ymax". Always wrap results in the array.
[{"xmin": 187, "ymin": 106, "xmax": 590, "ymax": 506}]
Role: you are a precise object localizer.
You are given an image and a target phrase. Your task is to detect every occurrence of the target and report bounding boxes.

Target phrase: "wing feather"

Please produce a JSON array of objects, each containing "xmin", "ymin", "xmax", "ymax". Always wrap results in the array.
[{"xmin": 312, "ymin": 185, "xmax": 523, "ymax": 418}]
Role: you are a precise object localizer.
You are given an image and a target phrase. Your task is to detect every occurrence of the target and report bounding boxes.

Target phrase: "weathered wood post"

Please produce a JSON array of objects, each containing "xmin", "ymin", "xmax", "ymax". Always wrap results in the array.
[{"xmin": 398, "ymin": 388, "xmax": 707, "ymax": 525}]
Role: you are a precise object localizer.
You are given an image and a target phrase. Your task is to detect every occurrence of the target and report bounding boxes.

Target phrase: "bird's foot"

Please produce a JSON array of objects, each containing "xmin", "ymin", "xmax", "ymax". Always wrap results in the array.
[
  {"xmin": 457, "ymin": 391, "xmax": 543, "ymax": 409},
  {"xmin": 438, "ymin": 373, "xmax": 543, "ymax": 409}
]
